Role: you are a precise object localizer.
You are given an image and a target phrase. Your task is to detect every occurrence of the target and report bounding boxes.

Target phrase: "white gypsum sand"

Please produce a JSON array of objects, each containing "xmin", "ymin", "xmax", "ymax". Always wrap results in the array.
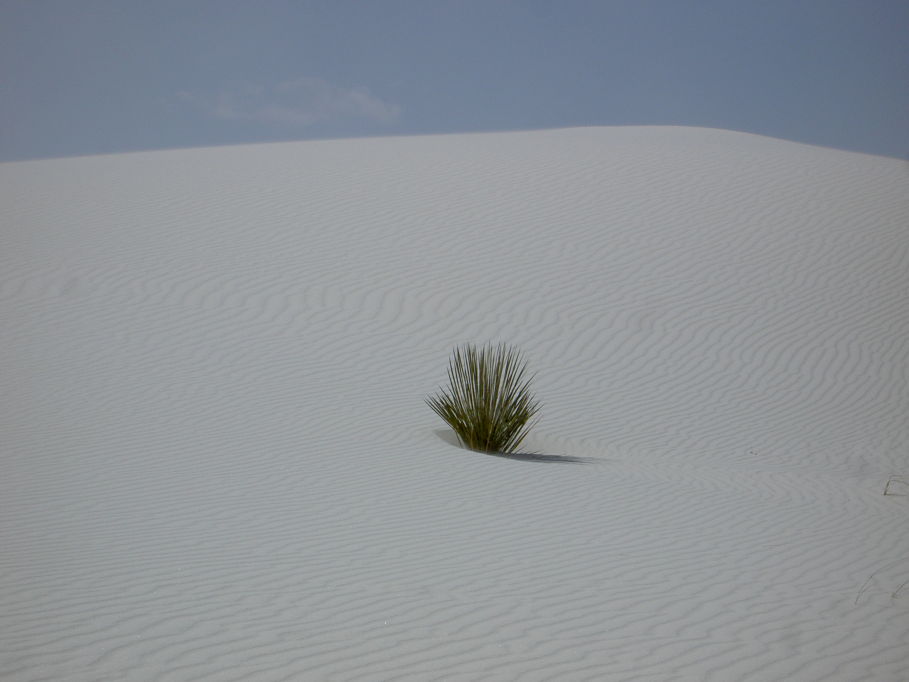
[{"xmin": 1, "ymin": 127, "xmax": 907, "ymax": 681}]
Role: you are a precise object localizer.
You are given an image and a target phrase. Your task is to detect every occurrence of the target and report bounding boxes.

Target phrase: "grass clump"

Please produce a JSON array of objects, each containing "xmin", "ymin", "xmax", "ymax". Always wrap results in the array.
[{"xmin": 426, "ymin": 342, "xmax": 541, "ymax": 454}]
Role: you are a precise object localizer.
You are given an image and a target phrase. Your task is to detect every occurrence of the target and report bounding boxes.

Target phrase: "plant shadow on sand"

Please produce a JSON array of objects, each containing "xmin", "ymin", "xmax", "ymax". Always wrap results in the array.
[{"xmin": 433, "ymin": 429, "xmax": 596, "ymax": 464}]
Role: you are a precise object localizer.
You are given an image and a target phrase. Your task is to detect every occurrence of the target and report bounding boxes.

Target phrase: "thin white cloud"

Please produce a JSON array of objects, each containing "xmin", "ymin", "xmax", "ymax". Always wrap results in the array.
[{"xmin": 179, "ymin": 77, "xmax": 401, "ymax": 127}]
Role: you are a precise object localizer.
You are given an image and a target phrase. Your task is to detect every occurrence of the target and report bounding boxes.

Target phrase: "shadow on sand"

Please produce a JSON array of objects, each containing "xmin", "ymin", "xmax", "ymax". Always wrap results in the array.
[{"xmin": 433, "ymin": 429, "xmax": 596, "ymax": 464}]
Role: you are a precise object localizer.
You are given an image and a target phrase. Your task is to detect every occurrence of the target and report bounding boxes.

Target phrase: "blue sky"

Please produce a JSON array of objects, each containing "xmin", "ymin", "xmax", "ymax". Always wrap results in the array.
[{"xmin": 2, "ymin": 0, "xmax": 907, "ymax": 161}]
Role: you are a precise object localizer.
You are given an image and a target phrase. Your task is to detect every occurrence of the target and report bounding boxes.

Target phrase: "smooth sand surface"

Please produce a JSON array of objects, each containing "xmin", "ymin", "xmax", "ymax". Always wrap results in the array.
[{"xmin": 2, "ymin": 127, "xmax": 907, "ymax": 680}]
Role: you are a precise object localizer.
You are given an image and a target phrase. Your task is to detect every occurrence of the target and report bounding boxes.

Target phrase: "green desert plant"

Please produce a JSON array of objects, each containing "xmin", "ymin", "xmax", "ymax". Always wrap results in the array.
[{"xmin": 426, "ymin": 342, "xmax": 541, "ymax": 454}]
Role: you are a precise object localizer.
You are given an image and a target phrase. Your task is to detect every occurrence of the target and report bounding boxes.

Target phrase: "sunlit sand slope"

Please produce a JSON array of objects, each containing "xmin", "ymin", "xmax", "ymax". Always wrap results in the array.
[{"xmin": 2, "ymin": 127, "xmax": 907, "ymax": 680}]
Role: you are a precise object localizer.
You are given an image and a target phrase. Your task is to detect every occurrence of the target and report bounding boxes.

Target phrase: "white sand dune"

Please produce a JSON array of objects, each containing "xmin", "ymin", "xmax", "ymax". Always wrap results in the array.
[{"xmin": 1, "ymin": 126, "xmax": 907, "ymax": 680}]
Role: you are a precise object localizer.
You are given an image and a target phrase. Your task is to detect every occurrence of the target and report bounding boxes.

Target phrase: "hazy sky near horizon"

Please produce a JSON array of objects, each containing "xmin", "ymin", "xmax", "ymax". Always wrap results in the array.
[{"xmin": 2, "ymin": 0, "xmax": 907, "ymax": 161}]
